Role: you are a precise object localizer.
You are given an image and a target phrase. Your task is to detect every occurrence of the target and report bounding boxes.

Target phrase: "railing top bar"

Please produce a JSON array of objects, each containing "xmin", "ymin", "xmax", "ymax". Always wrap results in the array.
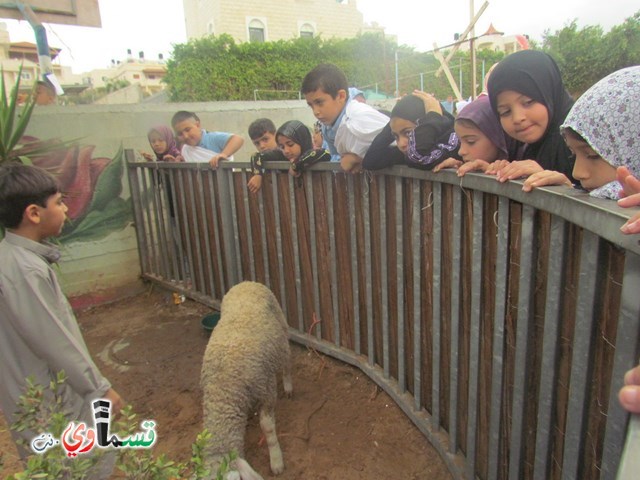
[{"xmin": 126, "ymin": 154, "xmax": 640, "ymax": 256}]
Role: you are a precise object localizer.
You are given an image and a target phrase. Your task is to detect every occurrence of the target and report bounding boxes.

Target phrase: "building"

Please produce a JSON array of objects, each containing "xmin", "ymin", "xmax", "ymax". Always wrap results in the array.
[
  {"xmin": 83, "ymin": 50, "xmax": 167, "ymax": 95},
  {"xmin": 458, "ymin": 23, "xmax": 530, "ymax": 54},
  {"xmin": 0, "ymin": 22, "xmax": 82, "ymax": 93},
  {"xmin": 183, "ymin": 0, "xmax": 365, "ymax": 43}
]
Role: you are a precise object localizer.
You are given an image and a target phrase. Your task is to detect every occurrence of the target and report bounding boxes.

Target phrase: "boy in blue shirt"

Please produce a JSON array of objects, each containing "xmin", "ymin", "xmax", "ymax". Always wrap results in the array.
[
  {"xmin": 301, "ymin": 63, "xmax": 388, "ymax": 173},
  {"xmin": 171, "ymin": 110, "xmax": 244, "ymax": 168}
]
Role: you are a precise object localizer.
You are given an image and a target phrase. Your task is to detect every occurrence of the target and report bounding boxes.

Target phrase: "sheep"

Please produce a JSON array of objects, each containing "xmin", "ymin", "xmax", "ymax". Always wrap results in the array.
[{"xmin": 200, "ymin": 281, "xmax": 293, "ymax": 480}]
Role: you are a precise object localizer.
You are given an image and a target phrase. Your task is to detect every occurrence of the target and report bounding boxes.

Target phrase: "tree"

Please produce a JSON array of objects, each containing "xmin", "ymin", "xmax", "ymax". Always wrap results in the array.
[{"xmin": 541, "ymin": 10, "xmax": 640, "ymax": 95}]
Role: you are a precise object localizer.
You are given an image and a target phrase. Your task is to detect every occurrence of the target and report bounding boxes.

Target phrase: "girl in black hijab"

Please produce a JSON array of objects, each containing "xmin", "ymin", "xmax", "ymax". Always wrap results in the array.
[
  {"xmin": 363, "ymin": 91, "xmax": 461, "ymax": 170},
  {"xmin": 276, "ymin": 120, "xmax": 331, "ymax": 176},
  {"xmin": 486, "ymin": 50, "xmax": 575, "ymax": 183}
]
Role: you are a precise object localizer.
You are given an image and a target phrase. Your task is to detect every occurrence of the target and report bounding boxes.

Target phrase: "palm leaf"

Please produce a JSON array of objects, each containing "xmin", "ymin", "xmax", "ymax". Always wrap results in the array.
[{"xmin": 0, "ymin": 65, "xmax": 37, "ymax": 164}]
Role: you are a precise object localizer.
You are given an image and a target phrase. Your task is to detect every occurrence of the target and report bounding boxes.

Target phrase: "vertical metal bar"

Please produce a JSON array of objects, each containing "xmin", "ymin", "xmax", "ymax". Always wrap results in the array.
[
  {"xmin": 207, "ymin": 172, "xmax": 225, "ymax": 296},
  {"xmin": 125, "ymin": 158, "xmax": 149, "ymax": 276},
  {"xmin": 327, "ymin": 172, "xmax": 340, "ymax": 346},
  {"xmin": 380, "ymin": 175, "xmax": 389, "ymax": 377},
  {"xmin": 288, "ymin": 175, "xmax": 304, "ymax": 332},
  {"xmin": 562, "ymin": 231, "xmax": 600, "ymax": 479},
  {"xmin": 216, "ymin": 166, "xmax": 239, "ymax": 289},
  {"xmin": 196, "ymin": 169, "xmax": 215, "ymax": 297},
  {"xmin": 602, "ymin": 252, "xmax": 640, "ymax": 480},
  {"xmin": 227, "ymin": 168, "xmax": 242, "ymax": 283},
  {"xmin": 432, "ymin": 182, "xmax": 442, "ymax": 431},
  {"xmin": 187, "ymin": 168, "xmax": 205, "ymax": 292},
  {"xmin": 140, "ymin": 167, "xmax": 158, "ymax": 275},
  {"xmin": 242, "ymin": 169, "xmax": 256, "ymax": 281},
  {"xmin": 449, "ymin": 187, "xmax": 462, "ymax": 454},
  {"xmin": 305, "ymin": 173, "xmax": 321, "ymax": 339},
  {"xmin": 396, "ymin": 176, "xmax": 405, "ymax": 392},
  {"xmin": 349, "ymin": 175, "xmax": 361, "ymax": 355},
  {"xmin": 412, "ymin": 179, "xmax": 422, "ymax": 410},
  {"xmin": 365, "ymin": 175, "xmax": 374, "ymax": 365},
  {"xmin": 487, "ymin": 195, "xmax": 510, "ymax": 480},
  {"xmin": 258, "ymin": 184, "xmax": 270, "ymax": 287},
  {"xmin": 272, "ymin": 171, "xmax": 286, "ymax": 315},
  {"xmin": 177, "ymin": 169, "xmax": 196, "ymax": 289},
  {"xmin": 164, "ymin": 168, "xmax": 180, "ymax": 283},
  {"xmin": 149, "ymin": 166, "xmax": 169, "ymax": 281},
  {"xmin": 533, "ymin": 216, "xmax": 567, "ymax": 479},
  {"xmin": 465, "ymin": 192, "xmax": 483, "ymax": 479},
  {"xmin": 508, "ymin": 204, "xmax": 537, "ymax": 480}
]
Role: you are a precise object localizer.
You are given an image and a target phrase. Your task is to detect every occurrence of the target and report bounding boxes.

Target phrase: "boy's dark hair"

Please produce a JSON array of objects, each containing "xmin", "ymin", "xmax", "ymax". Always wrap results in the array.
[
  {"xmin": 0, "ymin": 163, "xmax": 59, "ymax": 229},
  {"xmin": 171, "ymin": 110, "xmax": 200, "ymax": 127},
  {"xmin": 301, "ymin": 63, "xmax": 348, "ymax": 98},
  {"xmin": 248, "ymin": 118, "xmax": 276, "ymax": 140}
]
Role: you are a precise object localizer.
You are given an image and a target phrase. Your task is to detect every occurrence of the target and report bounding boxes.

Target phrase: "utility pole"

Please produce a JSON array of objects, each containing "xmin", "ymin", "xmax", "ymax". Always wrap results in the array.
[{"xmin": 470, "ymin": 0, "xmax": 477, "ymax": 99}]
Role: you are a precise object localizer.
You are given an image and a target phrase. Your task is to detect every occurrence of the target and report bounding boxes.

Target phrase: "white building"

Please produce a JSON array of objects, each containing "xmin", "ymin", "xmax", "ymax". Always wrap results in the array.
[{"xmin": 183, "ymin": 0, "xmax": 366, "ymax": 43}]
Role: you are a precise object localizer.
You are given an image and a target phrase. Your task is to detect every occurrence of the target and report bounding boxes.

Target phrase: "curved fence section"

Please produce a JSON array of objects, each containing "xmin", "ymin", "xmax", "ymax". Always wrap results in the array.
[{"xmin": 125, "ymin": 150, "xmax": 640, "ymax": 480}]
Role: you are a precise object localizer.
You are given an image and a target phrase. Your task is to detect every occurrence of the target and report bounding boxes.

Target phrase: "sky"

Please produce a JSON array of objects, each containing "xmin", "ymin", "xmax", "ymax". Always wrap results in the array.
[{"xmin": 1, "ymin": 0, "xmax": 638, "ymax": 74}]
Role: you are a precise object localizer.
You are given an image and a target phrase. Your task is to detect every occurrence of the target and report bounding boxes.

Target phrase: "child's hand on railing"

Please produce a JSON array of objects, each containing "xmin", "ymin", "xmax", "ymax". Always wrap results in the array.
[{"xmin": 620, "ymin": 364, "xmax": 640, "ymax": 413}]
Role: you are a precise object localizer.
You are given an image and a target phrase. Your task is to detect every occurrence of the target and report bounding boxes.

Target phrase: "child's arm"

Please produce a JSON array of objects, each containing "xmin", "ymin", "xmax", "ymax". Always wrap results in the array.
[
  {"xmin": 362, "ymin": 122, "xmax": 405, "ymax": 170},
  {"xmin": 494, "ymin": 160, "xmax": 545, "ymax": 183},
  {"xmin": 291, "ymin": 148, "xmax": 331, "ymax": 176},
  {"xmin": 522, "ymin": 169, "xmax": 573, "ymax": 192},
  {"xmin": 6, "ymin": 271, "xmax": 113, "ymax": 400},
  {"xmin": 456, "ymin": 159, "xmax": 493, "ymax": 176},
  {"xmin": 210, "ymin": 134, "xmax": 245, "ymax": 168},
  {"xmin": 617, "ymin": 166, "xmax": 640, "ymax": 234},
  {"xmin": 247, "ymin": 151, "xmax": 265, "ymax": 193},
  {"xmin": 433, "ymin": 158, "xmax": 463, "ymax": 172},
  {"xmin": 163, "ymin": 153, "xmax": 184, "ymax": 162},
  {"xmin": 140, "ymin": 151, "xmax": 154, "ymax": 161}
]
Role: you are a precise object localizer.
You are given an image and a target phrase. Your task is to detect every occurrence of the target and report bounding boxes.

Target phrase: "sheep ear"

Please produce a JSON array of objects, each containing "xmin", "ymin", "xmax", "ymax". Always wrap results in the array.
[{"xmin": 233, "ymin": 458, "xmax": 264, "ymax": 480}]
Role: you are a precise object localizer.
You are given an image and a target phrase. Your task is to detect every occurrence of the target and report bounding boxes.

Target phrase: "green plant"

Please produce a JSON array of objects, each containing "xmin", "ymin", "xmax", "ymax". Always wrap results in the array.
[
  {"xmin": 0, "ymin": 66, "xmax": 37, "ymax": 165},
  {"xmin": 0, "ymin": 374, "xmax": 241, "ymax": 480}
]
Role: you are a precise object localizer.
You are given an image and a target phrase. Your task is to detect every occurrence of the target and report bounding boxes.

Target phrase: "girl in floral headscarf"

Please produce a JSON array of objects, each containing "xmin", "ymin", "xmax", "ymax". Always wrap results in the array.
[{"xmin": 523, "ymin": 66, "xmax": 640, "ymax": 198}]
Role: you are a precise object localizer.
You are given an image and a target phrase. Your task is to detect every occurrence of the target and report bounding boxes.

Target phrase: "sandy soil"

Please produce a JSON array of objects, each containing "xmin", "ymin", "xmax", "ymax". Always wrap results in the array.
[{"xmin": 0, "ymin": 286, "xmax": 452, "ymax": 479}]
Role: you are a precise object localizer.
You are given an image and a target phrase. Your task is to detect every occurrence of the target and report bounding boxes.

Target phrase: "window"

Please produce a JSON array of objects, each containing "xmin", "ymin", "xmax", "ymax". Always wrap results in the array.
[
  {"xmin": 133, "ymin": 74, "xmax": 140, "ymax": 79},
  {"xmin": 300, "ymin": 23, "xmax": 314, "ymax": 38},
  {"xmin": 207, "ymin": 22, "xmax": 214, "ymax": 34},
  {"xmin": 248, "ymin": 19, "xmax": 265, "ymax": 42},
  {"xmin": 20, "ymin": 71, "xmax": 32, "ymax": 80}
]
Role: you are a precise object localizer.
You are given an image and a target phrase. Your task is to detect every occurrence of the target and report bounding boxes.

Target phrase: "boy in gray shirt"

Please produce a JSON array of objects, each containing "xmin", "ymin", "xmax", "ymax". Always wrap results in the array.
[{"xmin": 0, "ymin": 163, "xmax": 123, "ymax": 463}]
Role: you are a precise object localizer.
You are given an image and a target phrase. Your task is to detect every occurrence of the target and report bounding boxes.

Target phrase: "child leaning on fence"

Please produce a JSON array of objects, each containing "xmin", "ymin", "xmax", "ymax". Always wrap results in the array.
[
  {"xmin": 275, "ymin": 120, "xmax": 331, "ymax": 178},
  {"xmin": 171, "ymin": 110, "xmax": 244, "ymax": 168},
  {"xmin": 301, "ymin": 63, "xmax": 389, "ymax": 173},
  {"xmin": 246, "ymin": 118, "xmax": 287, "ymax": 194},
  {"xmin": 0, "ymin": 163, "xmax": 124, "ymax": 472}
]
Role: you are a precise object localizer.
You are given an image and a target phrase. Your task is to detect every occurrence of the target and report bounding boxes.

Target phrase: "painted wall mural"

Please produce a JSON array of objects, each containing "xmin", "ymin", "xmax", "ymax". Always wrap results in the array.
[{"xmin": 22, "ymin": 137, "xmax": 132, "ymax": 244}]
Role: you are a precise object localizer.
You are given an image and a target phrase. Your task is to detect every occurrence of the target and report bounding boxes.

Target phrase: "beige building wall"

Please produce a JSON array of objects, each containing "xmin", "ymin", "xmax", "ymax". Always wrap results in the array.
[{"xmin": 183, "ymin": 0, "xmax": 364, "ymax": 42}]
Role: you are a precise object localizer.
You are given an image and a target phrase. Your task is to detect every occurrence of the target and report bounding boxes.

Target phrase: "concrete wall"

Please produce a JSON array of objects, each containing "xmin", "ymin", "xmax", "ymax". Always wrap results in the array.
[{"xmin": 25, "ymin": 100, "xmax": 320, "ymax": 307}]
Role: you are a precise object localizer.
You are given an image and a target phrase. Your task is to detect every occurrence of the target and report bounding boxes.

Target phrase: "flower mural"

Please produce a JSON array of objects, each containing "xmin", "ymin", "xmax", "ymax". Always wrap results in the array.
[{"xmin": 21, "ymin": 138, "xmax": 132, "ymax": 244}]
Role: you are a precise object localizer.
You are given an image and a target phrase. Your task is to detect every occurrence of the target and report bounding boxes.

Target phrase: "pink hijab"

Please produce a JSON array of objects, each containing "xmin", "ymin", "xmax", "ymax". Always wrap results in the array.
[{"xmin": 148, "ymin": 125, "xmax": 181, "ymax": 161}]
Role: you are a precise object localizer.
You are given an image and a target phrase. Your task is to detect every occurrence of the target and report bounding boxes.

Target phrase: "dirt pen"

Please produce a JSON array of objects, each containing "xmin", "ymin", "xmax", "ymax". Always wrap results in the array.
[{"xmin": 125, "ymin": 152, "xmax": 640, "ymax": 480}]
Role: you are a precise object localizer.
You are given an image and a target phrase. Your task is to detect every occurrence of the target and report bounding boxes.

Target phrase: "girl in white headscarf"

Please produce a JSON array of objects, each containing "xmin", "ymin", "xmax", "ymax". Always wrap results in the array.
[{"xmin": 522, "ymin": 66, "xmax": 640, "ymax": 198}]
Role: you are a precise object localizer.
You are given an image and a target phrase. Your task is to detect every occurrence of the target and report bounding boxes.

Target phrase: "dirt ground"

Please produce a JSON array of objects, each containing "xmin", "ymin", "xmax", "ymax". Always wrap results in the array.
[{"xmin": 0, "ymin": 286, "xmax": 452, "ymax": 479}]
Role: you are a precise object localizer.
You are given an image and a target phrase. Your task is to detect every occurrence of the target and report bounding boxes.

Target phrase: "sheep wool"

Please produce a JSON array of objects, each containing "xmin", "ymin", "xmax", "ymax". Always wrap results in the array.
[{"xmin": 201, "ymin": 281, "xmax": 293, "ymax": 480}]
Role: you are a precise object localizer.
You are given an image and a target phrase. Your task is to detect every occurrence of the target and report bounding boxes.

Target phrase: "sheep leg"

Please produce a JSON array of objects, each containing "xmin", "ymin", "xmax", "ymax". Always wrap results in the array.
[
  {"xmin": 282, "ymin": 348, "xmax": 293, "ymax": 398},
  {"xmin": 259, "ymin": 387, "xmax": 284, "ymax": 475}
]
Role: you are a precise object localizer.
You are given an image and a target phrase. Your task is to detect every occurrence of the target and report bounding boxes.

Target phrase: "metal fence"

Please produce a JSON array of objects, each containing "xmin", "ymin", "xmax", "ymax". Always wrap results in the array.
[{"xmin": 126, "ymin": 150, "xmax": 640, "ymax": 480}]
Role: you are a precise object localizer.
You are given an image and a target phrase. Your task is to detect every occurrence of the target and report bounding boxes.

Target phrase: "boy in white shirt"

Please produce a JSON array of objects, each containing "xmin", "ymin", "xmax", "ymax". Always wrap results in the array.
[{"xmin": 301, "ymin": 63, "xmax": 389, "ymax": 173}]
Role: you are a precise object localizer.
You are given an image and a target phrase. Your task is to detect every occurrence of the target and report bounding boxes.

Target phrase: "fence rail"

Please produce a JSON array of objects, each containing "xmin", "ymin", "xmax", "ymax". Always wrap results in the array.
[{"xmin": 125, "ymin": 150, "xmax": 640, "ymax": 480}]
